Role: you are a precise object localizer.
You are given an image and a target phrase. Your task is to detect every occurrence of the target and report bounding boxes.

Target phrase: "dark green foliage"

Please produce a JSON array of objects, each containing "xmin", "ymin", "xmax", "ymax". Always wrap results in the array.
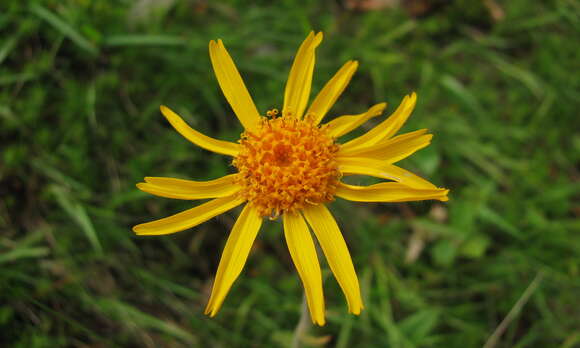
[{"xmin": 1, "ymin": 0, "xmax": 579, "ymax": 346}]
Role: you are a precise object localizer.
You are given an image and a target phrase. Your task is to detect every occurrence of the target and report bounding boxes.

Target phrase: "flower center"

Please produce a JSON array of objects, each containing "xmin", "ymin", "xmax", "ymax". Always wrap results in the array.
[{"xmin": 233, "ymin": 110, "xmax": 340, "ymax": 218}]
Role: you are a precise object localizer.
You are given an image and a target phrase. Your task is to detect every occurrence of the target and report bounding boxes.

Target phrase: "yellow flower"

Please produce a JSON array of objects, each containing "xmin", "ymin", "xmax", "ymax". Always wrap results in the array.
[{"xmin": 133, "ymin": 31, "xmax": 449, "ymax": 326}]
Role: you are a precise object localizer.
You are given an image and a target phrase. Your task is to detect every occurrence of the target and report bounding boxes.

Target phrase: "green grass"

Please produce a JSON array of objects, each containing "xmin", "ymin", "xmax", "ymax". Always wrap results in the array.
[{"xmin": 1, "ymin": 0, "xmax": 579, "ymax": 346}]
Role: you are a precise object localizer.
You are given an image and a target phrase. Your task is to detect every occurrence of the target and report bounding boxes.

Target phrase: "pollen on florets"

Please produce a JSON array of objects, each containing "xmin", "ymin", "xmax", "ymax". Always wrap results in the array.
[{"xmin": 233, "ymin": 111, "xmax": 340, "ymax": 218}]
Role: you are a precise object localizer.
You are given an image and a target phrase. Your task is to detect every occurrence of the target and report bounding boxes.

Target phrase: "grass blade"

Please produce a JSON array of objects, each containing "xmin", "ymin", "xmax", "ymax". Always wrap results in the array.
[
  {"xmin": 50, "ymin": 185, "xmax": 102, "ymax": 254},
  {"xmin": 29, "ymin": 4, "xmax": 98, "ymax": 55}
]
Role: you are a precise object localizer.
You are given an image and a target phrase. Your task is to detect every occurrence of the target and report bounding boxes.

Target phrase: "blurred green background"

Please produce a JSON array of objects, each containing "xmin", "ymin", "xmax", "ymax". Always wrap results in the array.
[{"xmin": 1, "ymin": 0, "xmax": 579, "ymax": 347}]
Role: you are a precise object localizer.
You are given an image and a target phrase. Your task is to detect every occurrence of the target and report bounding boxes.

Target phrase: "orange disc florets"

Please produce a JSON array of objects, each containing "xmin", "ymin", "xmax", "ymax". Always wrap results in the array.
[{"xmin": 233, "ymin": 111, "xmax": 340, "ymax": 218}]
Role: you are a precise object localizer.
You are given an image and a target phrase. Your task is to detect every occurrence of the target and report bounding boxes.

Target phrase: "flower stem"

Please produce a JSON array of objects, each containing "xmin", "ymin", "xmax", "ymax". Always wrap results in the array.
[{"xmin": 291, "ymin": 293, "xmax": 311, "ymax": 348}]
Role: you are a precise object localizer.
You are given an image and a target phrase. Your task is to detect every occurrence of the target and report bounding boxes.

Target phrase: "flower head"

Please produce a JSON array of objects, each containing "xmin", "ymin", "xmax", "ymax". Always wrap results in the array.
[
  {"xmin": 234, "ymin": 113, "xmax": 340, "ymax": 218},
  {"xmin": 134, "ymin": 31, "xmax": 449, "ymax": 326}
]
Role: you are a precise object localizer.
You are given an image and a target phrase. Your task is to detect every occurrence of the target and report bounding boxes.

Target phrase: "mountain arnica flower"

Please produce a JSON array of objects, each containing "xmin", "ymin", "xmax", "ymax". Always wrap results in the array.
[{"xmin": 134, "ymin": 31, "xmax": 449, "ymax": 326}]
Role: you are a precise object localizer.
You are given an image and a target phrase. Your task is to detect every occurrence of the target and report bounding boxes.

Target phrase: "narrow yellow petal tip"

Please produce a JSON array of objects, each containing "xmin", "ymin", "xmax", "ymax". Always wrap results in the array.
[
  {"xmin": 349, "ymin": 301, "xmax": 364, "ymax": 315},
  {"xmin": 347, "ymin": 299, "xmax": 364, "ymax": 315},
  {"xmin": 375, "ymin": 102, "xmax": 387, "ymax": 112},
  {"xmin": 439, "ymin": 189, "xmax": 450, "ymax": 201},
  {"xmin": 313, "ymin": 317, "xmax": 326, "ymax": 326},
  {"xmin": 159, "ymin": 105, "xmax": 175, "ymax": 121},
  {"xmin": 315, "ymin": 31, "xmax": 323, "ymax": 41},
  {"xmin": 160, "ymin": 105, "xmax": 177, "ymax": 123},
  {"xmin": 131, "ymin": 225, "xmax": 157, "ymax": 236},
  {"xmin": 203, "ymin": 306, "xmax": 216, "ymax": 317},
  {"xmin": 132, "ymin": 223, "xmax": 160, "ymax": 235}
]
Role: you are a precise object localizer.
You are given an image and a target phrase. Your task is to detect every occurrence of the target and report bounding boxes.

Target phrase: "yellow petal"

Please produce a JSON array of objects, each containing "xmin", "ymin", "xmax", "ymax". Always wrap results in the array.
[
  {"xmin": 283, "ymin": 31, "xmax": 323, "ymax": 119},
  {"xmin": 205, "ymin": 204, "xmax": 262, "ymax": 317},
  {"xmin": 133, "ymin": 195, "xmax": 245, "ymax": 235},
  {"xmin": 324, "ymin": 103, "xmax": 386, "ymax": 138},
  {"xmin": 342, "ymin": 93, "xmax": 417, "ymax": 151},
  {"xmin": 160, "ymin": 105, "xmax": 240, "ymax": 156},
  {"xmin": 338, "ymin": 129, "xmax": 432, "ymax": 163},
  {"xmin": 283, "ymin": 211, "xmax": 325, "ymax": 326},
  {"xmin": 336, "ymin": 182, "xmax": 449, "ymax": 202},
  {"xmin": 338, "ymin": 158, "xmax": 437, "ymax": 189},
  {"xmin": 137, "ymin": 174, "xmax": 240, "ymax": 200},
  {"xmin": 302, "ymin": 204, "xmax": 363, "ymax": 315},
  {"xmin": 209, "ymin": 39, "xmax": 261, "ymax": 130},
  {"xmin": 307, "ymin": 60, "xmax": 359, "ymax": 124}
]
